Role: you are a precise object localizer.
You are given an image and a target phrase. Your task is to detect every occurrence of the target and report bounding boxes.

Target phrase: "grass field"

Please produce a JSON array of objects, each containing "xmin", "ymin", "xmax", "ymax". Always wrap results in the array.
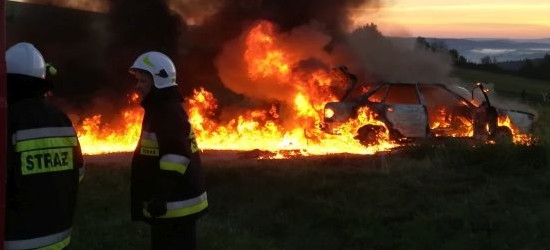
[
  {"xmin": 72, "ymin": 143, "xmax": 549, "ymax": 250},
  {"xmin": 453, "ymin": 68, "xmax": 550, "ymax": 103},
  {"xmin": 70, "ymin": 70, "xmax": 550, "ymax": 249}
]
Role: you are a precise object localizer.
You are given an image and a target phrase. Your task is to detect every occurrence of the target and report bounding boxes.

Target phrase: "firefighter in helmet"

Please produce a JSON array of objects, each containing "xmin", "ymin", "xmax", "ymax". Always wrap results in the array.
[
  {"xmin": 4, "ymin": 42, "xmax": 84, "ymax": 250},
  {"xmin": 129, "ymin": 51, "xmax": 208, "ymax": 250}
]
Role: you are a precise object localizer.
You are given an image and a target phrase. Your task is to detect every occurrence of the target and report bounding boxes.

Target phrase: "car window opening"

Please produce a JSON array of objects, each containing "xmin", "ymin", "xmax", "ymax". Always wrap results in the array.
[{"xmin": 384, "ymin": 85, "xmax": 419, "ymax": 105}]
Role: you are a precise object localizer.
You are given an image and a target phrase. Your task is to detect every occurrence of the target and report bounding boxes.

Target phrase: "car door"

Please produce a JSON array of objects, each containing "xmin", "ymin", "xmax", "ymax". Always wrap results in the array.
[
  {"xmin": 383, "ymin": 84, "xmax": 428, "ymax": 138},
  {"xmin": 419, "ymin": 84, "xmax": 476, "ymax": 137},
  {"xmin": 498, "ymin": 109, "xmax": 536, "ymax": 133}
]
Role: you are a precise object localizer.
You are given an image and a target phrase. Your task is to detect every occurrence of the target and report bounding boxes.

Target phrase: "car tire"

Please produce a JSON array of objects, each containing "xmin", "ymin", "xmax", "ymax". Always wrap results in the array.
[
  {"xmin": 492, "ymin": 126, "xmax": 513, "ymax": 144},
  {"xmin": 355, "ymin": 125, "xmax": 386, "ymax": 146}
]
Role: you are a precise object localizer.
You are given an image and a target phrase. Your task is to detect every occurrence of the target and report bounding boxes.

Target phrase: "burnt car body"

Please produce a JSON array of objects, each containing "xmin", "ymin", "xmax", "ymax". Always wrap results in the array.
[{"xmin": 322, "ymin": 82, "xmax": 536, "ymax": 145}]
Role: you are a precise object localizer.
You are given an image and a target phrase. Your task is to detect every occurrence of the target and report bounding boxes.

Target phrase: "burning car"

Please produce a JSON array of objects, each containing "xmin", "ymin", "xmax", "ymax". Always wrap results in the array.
[{"xmin": 322, "ymin": 82, "xmax": 536, "ymax": 146}]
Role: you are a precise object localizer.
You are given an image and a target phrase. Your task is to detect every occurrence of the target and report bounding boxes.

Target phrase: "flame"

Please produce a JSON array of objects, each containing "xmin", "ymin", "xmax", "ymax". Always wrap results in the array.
[
  {"xmin": 76, "ymin": 93, "xmax": 143, "ymax": 155},
  {"xmin": 498, "ymin": 115, "xmax": 533, "ymax": 145},
  {"xmin": 427, "ymin": 106, "xmax": 533, "ymax": 144},
  {"xmin": 244, "ymin": 22, "xmax": 291, "ymax": 81},
  {"xmin": 74, "ymin": 20, "xmax": 533, "ymax": 157},
  {"xmin": 176, "ymin": 21, "xmax": 398, "ymax": 155},
  {"xmin": 185, "ymin": 88, "xmax": 397, "ymax": 156},
  {"xmin": 429, "ymin": 107, "xmax": 474, "ymax": 137}
]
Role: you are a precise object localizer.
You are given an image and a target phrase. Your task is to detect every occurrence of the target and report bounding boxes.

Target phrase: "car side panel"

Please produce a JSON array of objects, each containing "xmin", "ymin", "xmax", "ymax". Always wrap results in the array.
[{"xmin": 385, "ymin": 104, "xmax": 428, "ymax": 138}]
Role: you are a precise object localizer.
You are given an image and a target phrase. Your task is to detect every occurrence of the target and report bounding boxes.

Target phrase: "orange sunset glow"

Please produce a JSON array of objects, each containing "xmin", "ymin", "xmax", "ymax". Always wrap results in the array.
[
  {"xmin": 352, "ymin": 0, "xmax": 550, "ymax": 38},
  {"xmin": 10, "ymin": 0, "xmax": 549, "ymax": 38}
]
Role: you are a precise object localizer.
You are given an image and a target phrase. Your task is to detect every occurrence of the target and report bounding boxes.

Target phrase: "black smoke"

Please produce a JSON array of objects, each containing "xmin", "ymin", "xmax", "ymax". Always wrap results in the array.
[
  {"xmin": 179, "ymin": 0, "xmax": 382, "ymax": 103},
  {"xmin": 7, "ymin": 0, "xmax": 453, "ymax": 116},
  {"xmin": 6, "ymin": 1, "xmax": 110, "ymax": 112},
  {"xmin": 7, "ymin": 0, "xmax": 186, "ymax": 116},
  {"xmin": 104, "ymin": 0, "xmax": 185, "ymax": 105}
]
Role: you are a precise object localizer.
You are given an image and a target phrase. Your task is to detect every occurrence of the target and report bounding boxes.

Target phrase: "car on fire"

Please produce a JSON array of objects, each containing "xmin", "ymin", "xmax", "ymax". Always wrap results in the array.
[{"xmin": 322, "ymin": 82, "xmax": 536, "ymax": 146}]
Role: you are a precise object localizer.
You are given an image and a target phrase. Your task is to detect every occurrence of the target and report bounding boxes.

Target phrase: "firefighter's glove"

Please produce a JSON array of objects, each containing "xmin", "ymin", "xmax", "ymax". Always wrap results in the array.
[{"xmin": 146, "ymin": 198, "xmax": 167, "ymax": 218}]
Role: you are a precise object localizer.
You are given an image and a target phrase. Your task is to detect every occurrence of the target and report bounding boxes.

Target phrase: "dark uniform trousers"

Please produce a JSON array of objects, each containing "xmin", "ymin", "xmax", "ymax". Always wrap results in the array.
[{"xmin": 151, "ymin": 221, "xmax": 197, "ymax": 250}]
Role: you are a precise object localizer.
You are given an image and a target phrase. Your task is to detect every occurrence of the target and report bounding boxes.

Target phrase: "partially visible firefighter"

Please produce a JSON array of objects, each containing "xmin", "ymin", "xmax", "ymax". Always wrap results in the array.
[
  {"xmin": 129, "ymin": 51, "xmax": 208, "ymax": 250},
  {"xmin": 4, "ymin": 42, "xmax": 84, "ymax": 250}
]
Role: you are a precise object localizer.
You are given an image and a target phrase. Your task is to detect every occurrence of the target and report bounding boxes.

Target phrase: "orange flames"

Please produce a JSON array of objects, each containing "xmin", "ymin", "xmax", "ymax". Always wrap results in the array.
[
  {"xmin": 497, "ymin": 115, "xmax": 533, "ymax": 145},
  {"xmin": 429, "ymin": 107, "xmax": 474, "ymax": 137},
  {"xmin": 76, "ymin": 93, "xmax": 143, "ymax": 155},
  {"xmin": 185, "ymin": 88, "xmax": 397, "ymax": 156},
  {"xmin": 427, "ymin": 106, "xmax": 532, "ymax": 144},
  {"xmin": 76, "ymin": 21, "xmax": 397, "ymax": 156},
  {"xmin": 182, "ymin": 21, "xmax": 397, "ymax": 155},
  {"xmin": 74, "ymin": 20, "xmax": 532, "ymax": 156},
  {"xmin": 245, "ymin": 23, "xmax": 291, "ymax": 80}
]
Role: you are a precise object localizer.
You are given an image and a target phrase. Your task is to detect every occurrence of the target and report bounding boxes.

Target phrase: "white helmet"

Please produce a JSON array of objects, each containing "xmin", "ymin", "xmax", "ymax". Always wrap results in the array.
[
  {"xmin": 130, "ymin": 51, "xmax": 177, "ymax": 89},
  {"xmin": 6, "ymin": 42, "xmax": 46, "ymax": 79}
]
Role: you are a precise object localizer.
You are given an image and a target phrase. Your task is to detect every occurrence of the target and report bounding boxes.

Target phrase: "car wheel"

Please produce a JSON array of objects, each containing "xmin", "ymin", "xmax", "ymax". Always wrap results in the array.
[
  {"xmin": 355, "ymin": 125, "xmax": 386, "ymax": 146},
  {"xmin": 492, "ymin": 126, "xmax": 513, "ymax": 144}
]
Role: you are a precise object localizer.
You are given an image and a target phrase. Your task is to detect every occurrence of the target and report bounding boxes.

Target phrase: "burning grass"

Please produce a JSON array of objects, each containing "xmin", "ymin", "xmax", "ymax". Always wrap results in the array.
[
  {"xmin": 72, "ymin": 135, "xmax": 549, "ymax": 249},
  {"xmin": 72, "ymin": 22, "xmax": 540, "ymax": 156},
  {"xmin": 74, "ymin": 20, "xmax": 400, "ymax": 156},
  {"xmin": 74, "ymin": 84, "xmax": 534, "ymax": 157}
]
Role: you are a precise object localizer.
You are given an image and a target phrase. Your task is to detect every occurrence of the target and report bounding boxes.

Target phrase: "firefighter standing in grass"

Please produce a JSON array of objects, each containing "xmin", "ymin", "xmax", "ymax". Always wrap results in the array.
[
  {"xmin": 4, "ymin": 42, "xmax": 84, "ymax": 250},
  {"xmin": 129, "ymin": 51, "xmax": 208, "ymax": 250}
]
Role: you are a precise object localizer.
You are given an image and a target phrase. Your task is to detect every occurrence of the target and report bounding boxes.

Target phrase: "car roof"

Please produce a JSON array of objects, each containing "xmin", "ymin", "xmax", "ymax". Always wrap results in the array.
[
  {"xmin": 359, "ymin": 82, "xmax": 477, "ymax": 107},
  {"xmin": 373, "ymin": 82, "xmax": 445, "ymax": 86}
]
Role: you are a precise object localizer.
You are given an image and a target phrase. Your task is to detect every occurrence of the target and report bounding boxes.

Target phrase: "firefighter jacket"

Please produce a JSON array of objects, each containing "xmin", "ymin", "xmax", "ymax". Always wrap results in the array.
[
  {"xmin": 131, "ymin": 86, "xmax": 207, "ymax": 223},
  {"xmin": 4, "ymin": 74, "xmax": 84, "ymax": 250}
]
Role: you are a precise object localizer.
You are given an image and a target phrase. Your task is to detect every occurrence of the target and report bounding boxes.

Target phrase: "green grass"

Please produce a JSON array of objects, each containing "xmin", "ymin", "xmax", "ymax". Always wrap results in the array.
[
  {"xmin": 72, "ymin": 142, "xmax": 550, "ymax": 250},
  {"xmin": 70, "ymin": 108, "xmax": 550, "ymax": 250},
  {"xmin": 71, "ymin": 164, "xmax": 148, "ymax": 249},
  {"xmin": 453, "ymin": 68, "xmax": 550, "ymax": 94},
  {"xmin": 453, "ymin": 68, "xmax": 550, "ymax": 103},
  {"xmin": 68, "ymin": 70, "xmax": 550, "ymax": 249},
  {"xmin": 534, "ymin": 107, "xmax": 550, "ymax": 167}
]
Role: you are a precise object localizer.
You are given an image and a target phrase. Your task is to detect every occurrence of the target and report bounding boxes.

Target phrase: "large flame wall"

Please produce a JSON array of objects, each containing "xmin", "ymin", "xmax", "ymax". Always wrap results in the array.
[
  {"xmin": 77, "ymin": 21, "xmax": 398, "ymax": 156},
  {"xmin": 75, "ymin": 21, "xmax": 531, "ymax": 156}
]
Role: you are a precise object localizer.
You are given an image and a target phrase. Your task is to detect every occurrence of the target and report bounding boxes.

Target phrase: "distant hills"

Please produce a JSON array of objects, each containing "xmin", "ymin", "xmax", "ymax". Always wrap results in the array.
[
  {"xmin": 430, "ymin": 38, "xmax": 550, "ymax": 63},
  {"xmin": 390, "ymin": 37, "xmax": 550, "ymax": 63}
]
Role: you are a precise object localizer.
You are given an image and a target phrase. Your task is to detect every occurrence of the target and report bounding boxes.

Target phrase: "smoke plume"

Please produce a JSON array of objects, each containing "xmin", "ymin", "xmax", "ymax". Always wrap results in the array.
[
  {"xmin": 7, "ymin": 0, "xmax": 457, "ymax": 113},
  {"xmin": 14, "ymin": 0, "xmax": 108, "ymax": 12}
]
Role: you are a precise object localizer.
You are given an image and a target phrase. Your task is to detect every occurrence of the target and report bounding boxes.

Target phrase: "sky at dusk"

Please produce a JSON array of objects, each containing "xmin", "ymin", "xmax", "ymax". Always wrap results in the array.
[
  {"xmin": 353, "ymin": 0, "xmax": 550, "ymax": 39},
  {"xmin": 8, "ymin": 0, "xmax": 550, "ymax": 39}
]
